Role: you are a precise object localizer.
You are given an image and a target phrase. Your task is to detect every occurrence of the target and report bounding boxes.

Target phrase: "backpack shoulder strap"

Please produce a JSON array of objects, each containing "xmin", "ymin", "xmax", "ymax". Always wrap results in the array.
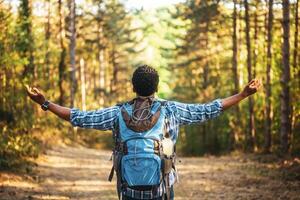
[
  {"xmin": 155, "ymin": 99, "xmax": 168, "ymax": 106},
  {"xmin": 108, "ymin": 102, "xmax": 125, "ymax": 183}
]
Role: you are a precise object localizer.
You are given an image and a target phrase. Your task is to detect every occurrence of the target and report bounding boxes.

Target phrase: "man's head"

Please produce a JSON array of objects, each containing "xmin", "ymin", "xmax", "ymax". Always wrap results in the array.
[{"xmin": 132, "ymin": 65, "xmax": 159, "ymax": 96}]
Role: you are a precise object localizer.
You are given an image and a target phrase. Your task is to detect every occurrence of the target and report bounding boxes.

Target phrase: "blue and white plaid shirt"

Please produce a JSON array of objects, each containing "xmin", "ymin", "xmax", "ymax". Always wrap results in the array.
[{"xmin": 70, "ymin": 98, "xmax": 223, "ymax": 199}]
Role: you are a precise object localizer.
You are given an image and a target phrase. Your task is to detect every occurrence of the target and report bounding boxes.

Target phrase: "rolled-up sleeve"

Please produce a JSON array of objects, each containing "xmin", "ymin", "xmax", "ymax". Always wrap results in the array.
[
  {"xmin": 70, "ymin": 106, "xmax": 120, "ymax": 130},
  {"xmin": 172, "ymin": 99, "xmax": 223, "ymax": 126}
]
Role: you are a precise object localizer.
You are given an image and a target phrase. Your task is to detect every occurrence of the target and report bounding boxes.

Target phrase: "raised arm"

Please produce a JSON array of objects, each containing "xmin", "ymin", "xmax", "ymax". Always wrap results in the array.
[
  {"xmin": 26, "ymin": 85, "xmax": 120, "ymax": 130},
  {"xmin": 26, "ymin": 85, "xmax": 71, "ymax": 121},
  {"xmin": 172, "ymin": 79, "xmax": 261, "ymax": 126},
  {"xmin": 221, "ymin": 79, "xmax": 261, "ymax": 110}
]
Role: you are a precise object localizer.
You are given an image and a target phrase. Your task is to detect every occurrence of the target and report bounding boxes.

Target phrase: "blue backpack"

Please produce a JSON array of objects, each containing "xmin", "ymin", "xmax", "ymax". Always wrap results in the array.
[{"xmin": 108, "ymin": 97, "xmax": 175, "ymax": 200}]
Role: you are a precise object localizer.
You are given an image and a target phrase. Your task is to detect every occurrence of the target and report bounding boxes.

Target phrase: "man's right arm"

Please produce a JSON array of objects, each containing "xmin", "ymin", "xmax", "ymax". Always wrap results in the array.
[
  {"xmin": 26, "ymin": 86, "xmax": 71, "ymax": 121},
  {"xmin": 47, "ymin": 102, "xmax": 71, "ymax": 121},
  {"xmin": 26, "ymin": 86, "xmax": 120, "ymax": 130}
]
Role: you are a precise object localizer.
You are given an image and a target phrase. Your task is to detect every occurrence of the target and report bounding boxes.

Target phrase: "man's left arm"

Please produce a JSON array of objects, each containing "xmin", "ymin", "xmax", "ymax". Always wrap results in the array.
[
  {"xmin": 174, "ymin": 79, "xmax": 261, "ymax": 125},
  {"xmin": 221, "ymin": 79, "xmax": 261, "ymax": 110}
]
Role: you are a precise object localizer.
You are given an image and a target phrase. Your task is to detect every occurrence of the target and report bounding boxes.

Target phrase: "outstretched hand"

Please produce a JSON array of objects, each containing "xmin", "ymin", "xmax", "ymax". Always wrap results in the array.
[
  {"xmin": 25, "ymin": 85, "xmax": 70, "ymax": 120},
  {"xmin": 241, "ymin": 79, "xmax": 261, "ymax": 97},
  {"xmin": 221, "ymin": 78, "xmax": 261, "ymax": 110},
  {"xmin": 25, "ymin": 85, "xmax": 46, "ymax": 105}
]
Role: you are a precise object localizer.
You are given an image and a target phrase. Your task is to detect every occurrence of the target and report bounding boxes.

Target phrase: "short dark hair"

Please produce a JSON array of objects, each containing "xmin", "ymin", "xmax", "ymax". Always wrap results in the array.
[{"xmin": 132, "ymin": 65, "xmax": 159, "ymax": 96}]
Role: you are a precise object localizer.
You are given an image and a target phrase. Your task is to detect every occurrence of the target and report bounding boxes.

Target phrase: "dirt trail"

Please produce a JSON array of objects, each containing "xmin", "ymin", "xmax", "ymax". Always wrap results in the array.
[{"xmin": 1, "ymin": 145, "xmax": 300, "ymax": 200}]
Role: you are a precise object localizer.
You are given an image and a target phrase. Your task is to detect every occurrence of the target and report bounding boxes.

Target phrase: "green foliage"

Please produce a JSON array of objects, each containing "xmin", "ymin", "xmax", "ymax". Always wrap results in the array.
[
  {"xmin": 155, "ymin": 0, "xmax": 299, "ymax": 155},
  {"xmin": 0, "ymin": 0, "xmax": 299, "ymax": 173},
  {"xmin": 0, "ymin": 128, "xmax": 40, "ymax": 170},
  {"xmin": 0, "ymin": 2, "xmax": 38, "ymax": 170}
]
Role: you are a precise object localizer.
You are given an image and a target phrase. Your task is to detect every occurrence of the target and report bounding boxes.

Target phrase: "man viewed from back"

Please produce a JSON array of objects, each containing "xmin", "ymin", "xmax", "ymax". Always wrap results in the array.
[{"xmin": 26, "ymin": 65, "xmax": 261, "ymax": 200}]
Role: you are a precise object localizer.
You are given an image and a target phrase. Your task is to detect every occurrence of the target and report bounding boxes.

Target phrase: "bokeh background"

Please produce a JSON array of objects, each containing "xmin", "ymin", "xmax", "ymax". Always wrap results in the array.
[{"xmin": 0, "ymin": 0, "xmax": 299, "ymax": 171}]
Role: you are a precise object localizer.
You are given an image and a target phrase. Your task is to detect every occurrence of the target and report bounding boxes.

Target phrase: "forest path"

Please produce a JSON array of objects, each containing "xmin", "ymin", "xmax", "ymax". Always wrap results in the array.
[{"xmin": 1, "ymin": 145, "xmax": 300, "ymax": 200}]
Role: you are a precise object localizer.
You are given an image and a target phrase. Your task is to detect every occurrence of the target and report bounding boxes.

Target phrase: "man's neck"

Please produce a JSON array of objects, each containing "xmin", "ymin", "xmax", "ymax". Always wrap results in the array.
[{"xmin": 136, "ymin": 94, "xmax": 155, "ymax": 99}]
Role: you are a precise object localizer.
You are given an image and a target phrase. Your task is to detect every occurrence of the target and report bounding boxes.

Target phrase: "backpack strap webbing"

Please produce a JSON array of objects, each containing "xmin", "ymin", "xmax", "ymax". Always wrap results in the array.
[{"xmin": 108, "ymin": 113, "xmax": 122, "ymax": 182}]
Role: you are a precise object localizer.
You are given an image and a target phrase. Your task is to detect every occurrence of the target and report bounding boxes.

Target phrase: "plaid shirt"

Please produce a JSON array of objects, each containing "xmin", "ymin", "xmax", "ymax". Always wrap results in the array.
[{"xmin": 70, "ymin": 98, "xmax": 223, "ymax": 199}]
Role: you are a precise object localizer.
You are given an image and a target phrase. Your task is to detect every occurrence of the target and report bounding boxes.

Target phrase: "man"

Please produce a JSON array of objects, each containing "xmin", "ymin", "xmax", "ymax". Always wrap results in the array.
[{"xmin": 26, "ymin": 65, "xmax": 261, "ymax": 200}]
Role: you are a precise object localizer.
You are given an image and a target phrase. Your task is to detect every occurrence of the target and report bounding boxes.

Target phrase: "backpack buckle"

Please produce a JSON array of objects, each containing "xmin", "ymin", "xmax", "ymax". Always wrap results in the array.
[
  {"xmin": 154, "ymin": 140, "xmax": 161, "ymax": 155},
  {"xmin": 121, "ymin": 182, "xmax": 128, "ymax": 190}
]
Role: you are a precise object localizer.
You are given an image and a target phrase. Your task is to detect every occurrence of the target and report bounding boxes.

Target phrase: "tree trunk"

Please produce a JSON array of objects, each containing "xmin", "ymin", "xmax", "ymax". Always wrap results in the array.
[
  {"xmin": 92, "ymin": 59, "xmax": 97, "ymax": 100},
  {"xmin": 280, "ymin": 0, "xmax": 291, "ymax": 154},
  {"xmin": 293, "ymin": 0, "xmax": 300, "ymax": 88},
  {"xmin": 45, "ymin": 0, "xmax": 51, "ymax": 89},
  {"xmin": 244, "ymin": 0, "xmax": 255, "ymax": 152},
  {"xmin": 202, "ymin": 21, "xmax": 210, "ymax": 149},
  {"xmin": 68, "ymin": 0, "xmax": 76, "ymax": 107},
  {"xmin": 291, "ymin": 0, "xmax": 299, "ymax": 149},
  {"xmin": 203, "ymin": 21, "xmax": 209, "ymax": 91},
  {"xmin": 80, "ymin": 58, "xmax": 86, "ymax": 111},
  {"xmin": 293, "ymin": 0, "xmax": 299, "ymax": 84},
  {"xmin": 58, "ymin": 0, "xmax": 66, "ymax": 105},
  {"xmin": 95, "ymin": 2, "xmax": 106, "ymax": 106},
  {"xmin": 253, "ymin": 0, "xmax": 259, "ymax": 78},
  {"xmin": 110, "ymin": 47, "xmax": 118, "ymax": 95},
  {"xmin": 97, "ymin": 19, "xmax": 105, "ymax": 107},
  {"xmin": 99, "ymin": 48, "xmax": 105, "ymax": 106},
  {"xmin": 264, "ymin": 0, "xmax": 273, "ymax": 153},
  {"xmin": 230, "ymin": 0, "xmax": 239, "ymax": 150}
]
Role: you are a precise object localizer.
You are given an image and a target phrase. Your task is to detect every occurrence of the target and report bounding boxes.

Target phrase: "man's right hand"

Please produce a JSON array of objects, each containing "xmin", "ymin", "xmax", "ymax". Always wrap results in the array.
[
  {"xmin": 26, "ymin": 85, "xmax": 71, "ymax": 121},
  {"xmin": 25, "ymin": 85, "xmax": 46, "ymax": 105}
]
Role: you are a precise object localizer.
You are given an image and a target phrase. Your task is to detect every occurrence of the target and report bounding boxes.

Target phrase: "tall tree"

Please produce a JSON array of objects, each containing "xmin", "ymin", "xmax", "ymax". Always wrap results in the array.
[
  {"xmin": 95, "ymin": 1, "xmax": 106, "ymax": 107},
  {"xmin": 45, "ymin": 0, "xmax": 51, "ymax": 89},
  {"xmin": 264, "ymin": 0, "xmax": 273, "ymax": 153},
  {"xmin": 292, "ymin": 0, "xmax": 299, "ymax": 142},
  {"xmin": 67, "ymin": 0, "xmax": 76, "ymax": 107},
  {"xmin": 253, "ymin": 0, "xmax": 259, "ymax": 78},
  {"xmin": 280, "ymin": 0, "xmax": 291, "ymax": 154},
  {"xmin": 58, "ymin": 0, "xmax": 67, "ymax": 105},
  {"xmin": 293, "ymin": 0, "xmax": 299, "ymax": 83},
  {"xmin": 230, "ymin": 0, "xmax": 239, "ymax": 150},
  {"xmin": 80, "ymin": 58, "xmax": 86, "ymax": 111},
  {"xmin": 244, "ymin": 0, "xmax": 255, "ymax": 151}
]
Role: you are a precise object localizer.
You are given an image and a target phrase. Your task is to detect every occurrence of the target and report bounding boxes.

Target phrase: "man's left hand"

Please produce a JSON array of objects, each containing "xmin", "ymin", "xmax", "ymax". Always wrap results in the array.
[{"xmin": 241, "ymin": 79, "xmax": 261, "ymax": 97}]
